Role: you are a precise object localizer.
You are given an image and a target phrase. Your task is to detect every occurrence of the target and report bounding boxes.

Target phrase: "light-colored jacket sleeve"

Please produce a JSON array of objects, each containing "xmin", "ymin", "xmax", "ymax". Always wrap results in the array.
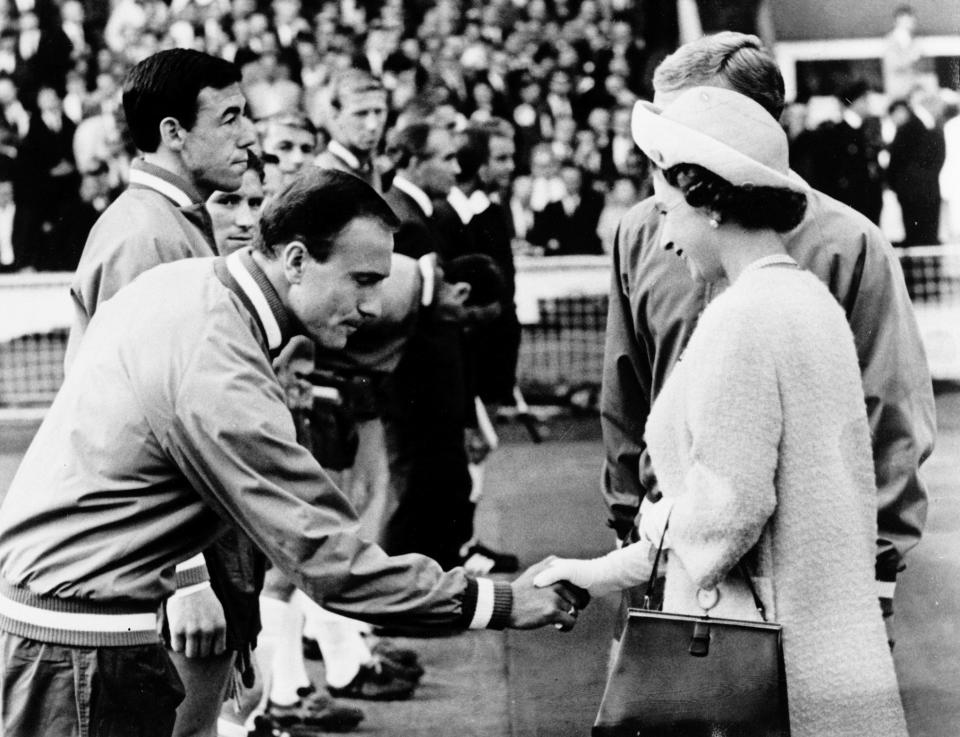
[
  {"xmin": 162, "ymin": 322, "xmax": 490, "ymax": 628},
  {"xmin": 847, "ymin": 225, "xmax": 934, "ymax": 586},
  {"xmin": 665, "ymin": 315, "xmax": 780, "ymax": 590},
  {"xmin": 600, "ymin": 218, "xmax": 654, "ymax": 540}
]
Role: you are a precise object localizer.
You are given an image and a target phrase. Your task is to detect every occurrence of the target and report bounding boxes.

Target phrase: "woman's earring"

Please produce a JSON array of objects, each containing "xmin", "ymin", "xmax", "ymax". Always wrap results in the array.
[{"xmin": 708, "ymin": 217, "xmax": 720, "ymax": 229}]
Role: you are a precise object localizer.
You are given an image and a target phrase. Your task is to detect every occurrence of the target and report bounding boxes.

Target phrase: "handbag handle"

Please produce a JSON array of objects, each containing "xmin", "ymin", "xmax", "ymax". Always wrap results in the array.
[
  {"xmin": 640, "ymin": 509, "xmax": 769, "ymax": 623},
  {"xmin": 641, "ymin": 513, "xmax": 671, "ymax": 609}
]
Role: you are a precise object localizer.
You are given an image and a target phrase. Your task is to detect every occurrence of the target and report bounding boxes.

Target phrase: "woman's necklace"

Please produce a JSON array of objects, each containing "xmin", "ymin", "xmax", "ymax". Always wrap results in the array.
[{"xmin": 739, "ymin": 254, "xmax": 799, "ymax": 278}]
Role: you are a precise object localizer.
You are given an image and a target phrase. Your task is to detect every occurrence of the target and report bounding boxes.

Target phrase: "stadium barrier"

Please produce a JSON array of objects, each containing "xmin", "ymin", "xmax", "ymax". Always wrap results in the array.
[{"xmin": 2, "ymin": 247, "xmax": 959, "ymax": 412}]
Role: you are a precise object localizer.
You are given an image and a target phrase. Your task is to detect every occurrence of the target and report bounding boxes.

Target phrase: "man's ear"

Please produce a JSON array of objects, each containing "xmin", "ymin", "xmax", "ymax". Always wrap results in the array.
[
  {"xmin": 158, "ymin": 116, "xmax": 185, "ymax": 151},
  {"xmin": 281, "ymin": 241, "xmax": 308, "ymax": 284}
]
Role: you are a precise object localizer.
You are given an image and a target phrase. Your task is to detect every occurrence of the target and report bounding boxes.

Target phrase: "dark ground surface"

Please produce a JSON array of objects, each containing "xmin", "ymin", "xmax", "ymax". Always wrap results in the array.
[{"xmin": 1, "ymin": 386, "xmax": 959, "ymax": 736}]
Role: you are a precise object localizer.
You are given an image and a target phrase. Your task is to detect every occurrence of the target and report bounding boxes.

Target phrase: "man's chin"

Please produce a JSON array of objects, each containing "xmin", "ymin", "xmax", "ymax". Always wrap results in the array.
[{"xmin": 312, "ymin": 330, "xmax": 348, "ymax": 350}]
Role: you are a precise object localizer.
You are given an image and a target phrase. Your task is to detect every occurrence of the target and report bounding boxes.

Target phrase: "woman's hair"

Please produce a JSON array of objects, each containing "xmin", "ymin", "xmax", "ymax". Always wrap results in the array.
[{"xmin": 663, "ymin": 163, "xmax": 806, "ymax": 233}]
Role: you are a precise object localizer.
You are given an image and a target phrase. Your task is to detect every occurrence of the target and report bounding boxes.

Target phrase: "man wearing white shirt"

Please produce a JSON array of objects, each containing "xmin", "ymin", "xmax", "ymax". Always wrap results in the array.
[
  {"xmin": 0, "ymin": 158, "xmax": 26, "ymax": 272},
  {"xmin": 315, "ymin": 68, "xmax": 388, "ymax": 192}
]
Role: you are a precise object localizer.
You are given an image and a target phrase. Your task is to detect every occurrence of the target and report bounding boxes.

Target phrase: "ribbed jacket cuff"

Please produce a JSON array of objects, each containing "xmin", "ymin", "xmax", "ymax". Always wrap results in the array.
[
  {"xmin": 462, "ymin": 578, "xmax": 513, "ymax": 630},
  {"xmin": 175, "ymin": 554, "xmax": 210, "ymax": 588}
]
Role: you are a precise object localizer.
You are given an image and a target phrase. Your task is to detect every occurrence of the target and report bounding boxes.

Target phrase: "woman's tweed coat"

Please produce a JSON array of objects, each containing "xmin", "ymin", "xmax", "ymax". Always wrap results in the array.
[{"xmin": 646, "ymin": 266, "xmax": 907, "ymax": 737}]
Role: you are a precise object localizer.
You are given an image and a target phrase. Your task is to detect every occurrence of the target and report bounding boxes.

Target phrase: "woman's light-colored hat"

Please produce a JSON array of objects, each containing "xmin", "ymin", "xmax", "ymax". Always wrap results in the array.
[{"xmin": 631, "ymin": 86, "xmax": 808, "ymax": 194}]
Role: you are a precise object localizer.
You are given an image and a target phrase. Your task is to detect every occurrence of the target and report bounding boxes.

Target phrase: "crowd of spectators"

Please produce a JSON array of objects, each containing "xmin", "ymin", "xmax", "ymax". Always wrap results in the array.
[
  {"xmin": 0, "ymin": 0, "xmax": 958, "ymax": 275},
  {"xmin": 0, "ymin": 0, "xmax": 672, "ymax": 272}
]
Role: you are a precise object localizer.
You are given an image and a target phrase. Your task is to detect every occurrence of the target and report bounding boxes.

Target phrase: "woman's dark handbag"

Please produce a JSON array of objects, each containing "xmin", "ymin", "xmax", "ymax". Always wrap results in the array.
[{"xmin": 592, "ymin": 523, "xmax": 790, "ymax": 737}]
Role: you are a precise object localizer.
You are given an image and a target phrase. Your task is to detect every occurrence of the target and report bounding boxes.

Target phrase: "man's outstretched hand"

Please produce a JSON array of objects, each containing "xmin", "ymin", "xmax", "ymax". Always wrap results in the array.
[{"xmin": 508, "ymin": 558, "xmax": 591, "ymax": 631}]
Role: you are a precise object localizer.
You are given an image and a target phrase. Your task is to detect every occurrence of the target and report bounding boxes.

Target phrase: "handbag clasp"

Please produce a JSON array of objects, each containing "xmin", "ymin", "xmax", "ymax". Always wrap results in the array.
[{"xmin": 689, "ymin": 620, "xmax": 711, "ymax": 657}]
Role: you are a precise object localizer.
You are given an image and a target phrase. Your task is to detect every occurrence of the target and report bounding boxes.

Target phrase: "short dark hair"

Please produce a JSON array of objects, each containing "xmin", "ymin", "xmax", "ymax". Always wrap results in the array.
[
  {"xmin": 255, "ymin": 168, "xmax": 400, "ymax": 261},
  {"xmin": 663, "ymin": 163, "xmax": 806, "ymax": 233},
  {"xmin": 443, "ymin": 253, "xmax": 505, "ymax": 307},
  {"xmin": 122, "ymin": 49, "xmax": 242, "ymax": 153},
  {"xmin": 385, "ymin": 122, "xmax": 433, "ymax": 170},
  {"xmin": 456, "ymin": 127, "xmax": 491, "ymax": 183},
  {"xmin": 654, "ymin": 32, "xmax": 785, "ymax": 120}
]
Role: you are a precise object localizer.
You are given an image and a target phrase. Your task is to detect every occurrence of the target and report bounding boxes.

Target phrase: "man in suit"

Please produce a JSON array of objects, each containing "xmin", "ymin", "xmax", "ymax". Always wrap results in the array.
[
  {"xmin": 382, "ymin": 121, "xmax": 459, "ymax": 258},
  {"xmin": 529, "ymin": 164, "xmax": 604, "ymax": 255},
  {"xmin": 0, "ymin": 155, "xmax": 36, "ymax": 272},
  {"xmin": 16, "ymin": 85, "xmax": 78, "ymax": 270},
  {"xmin": 811, "ymin": 81, "xmax": 884, "ymax": 224},
  {"xmin": 314, "ymin": 68, "xmax": 388, "ymax": 191},
  {"xmin": 431, "ymin": 122, "xmax": 524, "ymax": 574},
  {"xmin": 888, "ymin": 96, "xmax": 946, "ymax": 246}
]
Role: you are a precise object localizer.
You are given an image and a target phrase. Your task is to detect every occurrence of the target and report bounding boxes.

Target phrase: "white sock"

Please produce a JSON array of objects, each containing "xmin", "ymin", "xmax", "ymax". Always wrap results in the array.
[
  {"xmin": 293, "ymin": 593, "xmax": 371, "ymax": 689},
  {"xmin": 258, "ymin": 596, "xmax": 310, "ymax": 706}
]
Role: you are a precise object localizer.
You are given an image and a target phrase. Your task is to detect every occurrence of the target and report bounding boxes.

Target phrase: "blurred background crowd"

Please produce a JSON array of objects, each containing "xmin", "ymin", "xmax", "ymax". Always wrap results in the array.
[{"xmin": 0, "ymin": 0, "xmax": 958, "ymax": 275}]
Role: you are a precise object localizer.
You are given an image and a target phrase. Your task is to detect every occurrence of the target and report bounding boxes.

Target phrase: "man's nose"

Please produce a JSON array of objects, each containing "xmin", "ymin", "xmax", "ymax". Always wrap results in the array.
[
  {"xmin": 357, "ymin": 286, "xmax": 383, "ymax": 321},
  {"xmin": 238, "ymin": 116, "xmax": 257, "ymax": 148},
  {"xmin": 235, "ymin": 201, "xmax": 255, "ymax": 227}
]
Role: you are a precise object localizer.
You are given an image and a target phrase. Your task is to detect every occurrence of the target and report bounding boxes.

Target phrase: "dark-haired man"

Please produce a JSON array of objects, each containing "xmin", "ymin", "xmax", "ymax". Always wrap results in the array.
[
  {"xmin": 0, "ymin": 169, "xmax": 584, "ymax": 737},
  {"xmin": 59, "ymin": 48, "xmax": 257, "ymax": 737},
  {"xmin": 602, "ymin": 32, "xmax": 934, "ymax": 647},
  {"xmin": 65, "ymin": 48, "xmax": 256, "ymax": 365}
]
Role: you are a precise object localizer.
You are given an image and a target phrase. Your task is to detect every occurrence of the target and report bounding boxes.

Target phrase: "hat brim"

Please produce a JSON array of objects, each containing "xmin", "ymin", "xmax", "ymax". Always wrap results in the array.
[{"xmin": 631, "ymin": 100, "xmax": 808, "ymax": 194}]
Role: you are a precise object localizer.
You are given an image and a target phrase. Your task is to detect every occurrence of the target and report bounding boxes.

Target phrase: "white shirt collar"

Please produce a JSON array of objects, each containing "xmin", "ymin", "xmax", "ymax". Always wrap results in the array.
[
  {"xmin": 914, "ymin": 105, "xmax": 936, "ymax": 130},
  {"xmin": 468, "ymin": 190, "xmax": 491, "ymax": 214},
  {"xmin": 842, "ymin": 109, "xmax": 863, "ymax": 129},
  {"xmin": 446, "ymin": 187, "xmax": 474, "ymax": 225},
  {"xmin": 392, "ymin": 174, "xmax": 433, "ymax": 217},
  {"xmin": 325, "ymin": 139, "xmax": 362, "ymax": 171},
  {"xmin": 225, "ymin": 250, "xmax": 283, "ymax": 351},
  {"xmin": 128, "ymin": 165, "xmax": 194, "ymax": 208}
]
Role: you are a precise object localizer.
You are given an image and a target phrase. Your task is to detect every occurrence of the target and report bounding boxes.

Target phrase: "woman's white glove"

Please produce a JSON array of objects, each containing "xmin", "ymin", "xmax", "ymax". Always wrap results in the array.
[
  {"xmin": 638, "ymin": 495, "xmax": 674, "ymax": 548},
  {"xmin": 532, "ymin": 541, "xmax": 658, "ymax": 598}
]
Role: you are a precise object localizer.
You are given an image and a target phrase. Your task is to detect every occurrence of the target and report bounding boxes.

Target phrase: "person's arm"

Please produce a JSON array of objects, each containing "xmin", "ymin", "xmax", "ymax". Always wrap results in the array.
[
  {"xmin": 164, "ymin": 330, "xmax": 578, "ymax": 631},
  {"xmin": 599, "ymin": 208, "xmax": 656, "ymax": 541},
  {"xmin": 847, "ymin": 226, "xmax": 935, "ymax": 592},
  {"xmin": 662, "ymin": 311, "xmax": 780, "ymax": 589}
]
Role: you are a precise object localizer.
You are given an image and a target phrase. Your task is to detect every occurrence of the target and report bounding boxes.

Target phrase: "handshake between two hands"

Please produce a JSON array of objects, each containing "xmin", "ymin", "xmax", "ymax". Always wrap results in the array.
[{"xmin": 515, "ymin": 496, "xmax": 675, "ymax": 630}]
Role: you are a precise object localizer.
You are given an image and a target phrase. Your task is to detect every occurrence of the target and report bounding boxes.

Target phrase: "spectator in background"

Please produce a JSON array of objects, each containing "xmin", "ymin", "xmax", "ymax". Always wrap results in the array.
[
  {"xmin": 883, "ymin": 5, "xmax": 924, "ymax": 101},
  {"xmin": 940, "ymin": 99, "xmax": 960, "ymax": 242},
  {"xmin": 0, "ymin": 154, "xmax": 35, "ymax": 272},
  {"xmin": 315, "ymin": 68, "xmax": 389, "ymax": 191},
  {"xmin": 509, "ymin": 173, "xmax": 536, "ymax": 249},
  {"xmin": 242, "ymin": 48, "xmax": 302, "ymax": 119},
  {"xmin": 527, "ymin": 142, "xmax": 564, "ymax": 212},
  {"xmin": 812, "ymin": 80, "xmax": 884, "ymax": 225},
  {"xmin": 609, "ymin": 104, "xmax": 646, "ymax": 181},
  {"xmin": 597, "ymin": 176, "xmax": 641, "ymax": 254},
  {"xmin": 17, "ymin": 85, "xmax": 80, "ymax": 270},
  {"xmin": 529, "ymin": 162, "xmax": 604, "ymax": 255},
  {"xmin": 888, "ymin": 96, "xmax": 946, "ymax": 246},
  {"xmin": 0, "ymin": 72, "xmax": 29, "ymax": 156},
  {"xmin": 258, "ymin": 111, "xmax": 317, "ymax": 188}
]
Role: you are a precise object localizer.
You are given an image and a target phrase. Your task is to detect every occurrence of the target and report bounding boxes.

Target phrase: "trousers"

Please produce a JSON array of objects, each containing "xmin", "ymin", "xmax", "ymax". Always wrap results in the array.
[{"xmin": 0, "ymin": 633, "xmax": 185, "ymax": 737}]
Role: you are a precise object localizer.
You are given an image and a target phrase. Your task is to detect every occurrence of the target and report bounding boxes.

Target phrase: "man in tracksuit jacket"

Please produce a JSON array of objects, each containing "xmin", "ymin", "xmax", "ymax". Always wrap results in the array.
[{"xmin": 0, "ymin": 169, "xmax": 583, "ymax": 737}]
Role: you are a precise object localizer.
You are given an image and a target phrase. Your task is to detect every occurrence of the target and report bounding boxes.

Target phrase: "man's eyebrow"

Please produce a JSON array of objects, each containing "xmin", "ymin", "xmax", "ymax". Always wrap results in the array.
[{"xmin": 222, "ymin": 104, "xmax": 244, "ymax": 120}]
